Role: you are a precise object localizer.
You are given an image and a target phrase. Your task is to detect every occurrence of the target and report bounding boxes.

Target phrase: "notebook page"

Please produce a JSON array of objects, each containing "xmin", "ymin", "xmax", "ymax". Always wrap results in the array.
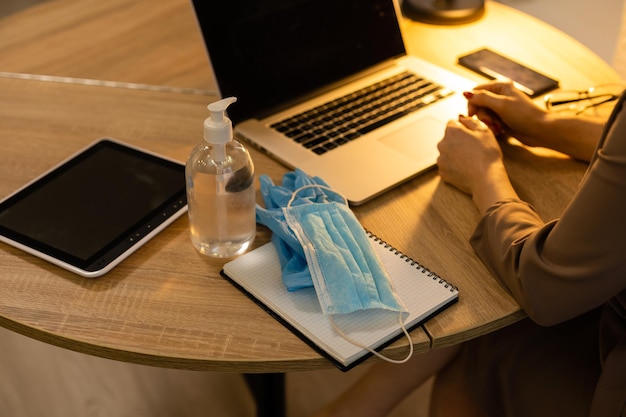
[{"xmin": 222, "ymin": 237, "xmax": 458, "ymax": 368}]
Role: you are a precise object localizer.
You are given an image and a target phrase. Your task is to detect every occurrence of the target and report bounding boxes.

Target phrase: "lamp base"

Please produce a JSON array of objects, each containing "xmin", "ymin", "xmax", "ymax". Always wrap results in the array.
[{"xmin": 401, "ymin": 0, "xmax": 485, "ymax": 25}]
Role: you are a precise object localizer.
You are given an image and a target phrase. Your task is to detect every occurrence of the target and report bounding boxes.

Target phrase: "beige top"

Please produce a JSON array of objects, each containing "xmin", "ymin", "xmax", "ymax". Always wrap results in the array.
[{"xmin": 471, "ymin": 95, "xmax": 626, "ymax": 416}]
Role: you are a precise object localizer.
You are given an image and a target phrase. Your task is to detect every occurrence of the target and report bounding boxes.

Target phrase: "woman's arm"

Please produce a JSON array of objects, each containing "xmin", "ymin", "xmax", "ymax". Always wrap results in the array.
[
  {"xmin": 468, "ymin": 95, "xmax": 626, "ymax": 325},
  {"xmin": 530, "ymin": 112, "xmax": 606, "ymax": 161},
  {"xmin": 466, "ymin": 82, "xmax": 606, "ymax": 162},
  {"xmin": 439, "ymin": 85, "xmax": 626, "ymax": 325}
]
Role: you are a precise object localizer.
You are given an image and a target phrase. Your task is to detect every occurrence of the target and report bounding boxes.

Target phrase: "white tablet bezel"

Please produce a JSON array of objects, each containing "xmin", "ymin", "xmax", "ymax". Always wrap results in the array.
[{"xmin": 0, "ymin": 138, "xmax": 187, "ymax": 278}]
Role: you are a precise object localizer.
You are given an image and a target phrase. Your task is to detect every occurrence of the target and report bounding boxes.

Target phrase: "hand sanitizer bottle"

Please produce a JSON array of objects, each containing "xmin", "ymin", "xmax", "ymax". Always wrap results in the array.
[{"xmin": 186, "ymin": 97, "xmax": 256, "ymax": 258}]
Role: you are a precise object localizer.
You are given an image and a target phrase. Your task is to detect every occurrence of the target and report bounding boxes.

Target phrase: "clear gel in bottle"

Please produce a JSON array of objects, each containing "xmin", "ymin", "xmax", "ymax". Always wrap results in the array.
[{"xmin": 186, "ymin": 97, "xmax": 256, "ymax": 258}]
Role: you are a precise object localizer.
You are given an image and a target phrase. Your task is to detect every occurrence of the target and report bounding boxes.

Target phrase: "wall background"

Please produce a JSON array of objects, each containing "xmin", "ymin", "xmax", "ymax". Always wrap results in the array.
[{"xmin": 495, "ymin": 0, "xmax": 625, "ymax": 67}]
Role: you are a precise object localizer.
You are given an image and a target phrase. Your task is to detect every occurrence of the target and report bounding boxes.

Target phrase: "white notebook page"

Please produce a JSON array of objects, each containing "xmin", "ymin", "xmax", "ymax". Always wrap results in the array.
[{"xmin": 222, "ymin": 235, "xmax": 458, "ymax": 369}]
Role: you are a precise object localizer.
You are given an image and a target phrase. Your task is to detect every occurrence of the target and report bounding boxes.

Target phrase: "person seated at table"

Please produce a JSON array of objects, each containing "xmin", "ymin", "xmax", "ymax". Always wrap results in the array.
[{"xmin": 310, "ymin": 81, "xmax": 626, "ymax": 417}]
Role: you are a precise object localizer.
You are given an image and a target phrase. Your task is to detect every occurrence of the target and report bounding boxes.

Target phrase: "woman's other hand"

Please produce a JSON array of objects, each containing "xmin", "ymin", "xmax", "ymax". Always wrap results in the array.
[{"xmin": 437, "ymin": 114, "xmax": 519, "ymax": 212}]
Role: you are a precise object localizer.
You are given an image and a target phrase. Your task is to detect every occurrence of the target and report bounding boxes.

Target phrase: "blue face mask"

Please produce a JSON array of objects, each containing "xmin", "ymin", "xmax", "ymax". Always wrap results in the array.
[
  {"xmin": 283, "ymin": 185, "xmax": 407, "ymax": 316},
  {"xmin": 256, "ymin": 169, "xmax": 345, "ymax": 291},
  {"xmin": 256, "ymin": 170, "xmax": 413, "ymax": 364}
]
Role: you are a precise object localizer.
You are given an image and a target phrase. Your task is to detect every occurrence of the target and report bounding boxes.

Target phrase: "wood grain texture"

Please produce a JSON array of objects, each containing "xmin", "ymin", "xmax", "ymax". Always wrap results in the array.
[
  {"xmin": 0, "ymin": 77, "xmax": 430, "ymax": 372},
  {"xmin": 0, "ymin": 0, "xmax": 213, "ymax": 90},
  {"xmin": 0, "ymin": 0, "xmax": 622, "ymax": 371}
]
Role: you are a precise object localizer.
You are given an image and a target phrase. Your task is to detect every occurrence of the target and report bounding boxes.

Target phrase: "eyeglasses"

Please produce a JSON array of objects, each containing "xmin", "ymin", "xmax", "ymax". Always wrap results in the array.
[{"xmin": 544, "ymin": 85, "xmax": 624, "ymax": 116}]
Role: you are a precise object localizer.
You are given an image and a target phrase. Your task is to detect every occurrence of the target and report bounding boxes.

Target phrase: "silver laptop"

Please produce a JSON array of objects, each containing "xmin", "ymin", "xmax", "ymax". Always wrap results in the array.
[{"xmin": 190, "ymin": 0, "xmax": 475, "ymax": 205}]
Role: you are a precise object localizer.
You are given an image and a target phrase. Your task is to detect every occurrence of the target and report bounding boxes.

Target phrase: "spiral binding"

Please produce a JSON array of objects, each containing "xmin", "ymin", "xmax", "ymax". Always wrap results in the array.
[{"xmin": 366, "ymin": 230, "xmax": 458, "ymax": 292}]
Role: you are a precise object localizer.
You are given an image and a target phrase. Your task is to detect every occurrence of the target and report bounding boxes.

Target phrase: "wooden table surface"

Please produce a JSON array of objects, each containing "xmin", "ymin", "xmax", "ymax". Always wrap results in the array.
[{"xmin": 0, "ymin": 0, "xmax": 622, "ymax": 372}]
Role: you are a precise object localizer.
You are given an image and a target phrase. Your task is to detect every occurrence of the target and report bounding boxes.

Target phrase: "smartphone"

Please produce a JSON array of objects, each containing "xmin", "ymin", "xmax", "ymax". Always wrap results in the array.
[{"xmin": 458, "ymin": 48, "xmax": 559, "ymax": 97}]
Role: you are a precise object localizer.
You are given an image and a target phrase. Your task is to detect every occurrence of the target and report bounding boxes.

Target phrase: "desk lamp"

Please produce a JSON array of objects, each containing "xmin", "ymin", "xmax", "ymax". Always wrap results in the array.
[{"xmin": 402, "ymin": 0, "xmax": 485, "ymax": 25}]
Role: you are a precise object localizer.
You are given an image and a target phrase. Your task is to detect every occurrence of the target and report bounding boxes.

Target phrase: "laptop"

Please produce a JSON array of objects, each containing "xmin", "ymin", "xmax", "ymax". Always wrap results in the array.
[{"xmin": 190, "ymin": 0, "xmax": 475, "ymax": 205}]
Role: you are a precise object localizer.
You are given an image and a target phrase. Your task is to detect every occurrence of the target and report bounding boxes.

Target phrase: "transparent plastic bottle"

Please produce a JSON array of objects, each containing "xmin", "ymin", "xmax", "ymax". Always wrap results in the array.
[{"xmin": 186, "ymin": 97, "xmax": 256, "ymax": 258}]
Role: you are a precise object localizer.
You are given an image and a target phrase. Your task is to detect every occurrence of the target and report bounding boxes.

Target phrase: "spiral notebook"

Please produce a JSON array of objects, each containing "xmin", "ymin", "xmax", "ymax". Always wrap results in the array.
[{"xmin": 221, "ymin": 233, "xmax": 458, "ymax": 371}]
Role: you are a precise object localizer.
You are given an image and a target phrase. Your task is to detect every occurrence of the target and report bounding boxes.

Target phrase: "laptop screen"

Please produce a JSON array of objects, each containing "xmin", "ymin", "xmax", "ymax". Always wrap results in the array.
[{"xmin": 192, "ymin": 0, "xmax": 406, "ymax": 124}]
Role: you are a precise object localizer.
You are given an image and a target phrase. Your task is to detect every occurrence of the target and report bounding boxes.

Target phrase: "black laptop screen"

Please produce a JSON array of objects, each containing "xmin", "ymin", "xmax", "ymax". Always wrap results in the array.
[{"xmin": 192, "ymin": 0, "xmax": 406, "ymax": 124}]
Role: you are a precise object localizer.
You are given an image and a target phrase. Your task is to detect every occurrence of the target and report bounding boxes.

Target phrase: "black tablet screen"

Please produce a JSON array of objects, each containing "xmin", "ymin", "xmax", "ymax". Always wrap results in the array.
[{"xmin": 0, "ymin": 139, "xmax": 187, "ymax": 276}]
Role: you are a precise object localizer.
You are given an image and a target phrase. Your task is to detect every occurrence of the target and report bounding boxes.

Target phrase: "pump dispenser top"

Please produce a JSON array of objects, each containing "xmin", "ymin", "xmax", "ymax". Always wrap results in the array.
[
  {"xmin": 204, "ymin": 96, "xmax": 237, "ymax": 145},
  {"xmin": 204, "ymin": 97, "xmax": 236, "ymax": 164}
]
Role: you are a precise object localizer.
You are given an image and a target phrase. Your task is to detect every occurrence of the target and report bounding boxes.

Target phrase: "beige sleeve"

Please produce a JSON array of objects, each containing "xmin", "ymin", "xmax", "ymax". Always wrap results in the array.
[{"xmin": 471, "ymin": 95, "xmax": 626, "ymax": 326}]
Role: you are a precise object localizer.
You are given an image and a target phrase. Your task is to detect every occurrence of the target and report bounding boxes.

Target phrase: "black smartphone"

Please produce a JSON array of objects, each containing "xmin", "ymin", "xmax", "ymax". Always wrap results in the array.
[{"xmin": 458, "ymin": 48, "xmax": 559, "ymax": 97}]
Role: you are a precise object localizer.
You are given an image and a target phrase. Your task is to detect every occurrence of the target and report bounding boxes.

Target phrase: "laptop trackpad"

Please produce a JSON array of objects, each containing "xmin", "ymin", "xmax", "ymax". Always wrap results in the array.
[{"xmin": 379, "ymin": 117, "xmax": 444, "ymax": 160}]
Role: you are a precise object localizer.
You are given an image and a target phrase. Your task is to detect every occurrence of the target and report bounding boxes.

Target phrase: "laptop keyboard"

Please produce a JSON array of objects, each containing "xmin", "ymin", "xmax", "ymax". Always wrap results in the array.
[{"xmin": 270, "ymin": 72, "xmax": 454, "ymax": 155}]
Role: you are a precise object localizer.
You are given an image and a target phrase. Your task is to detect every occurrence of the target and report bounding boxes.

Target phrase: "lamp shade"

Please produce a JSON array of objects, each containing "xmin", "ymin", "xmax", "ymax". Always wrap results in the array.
[{"xmin": 402, "ymin": 0, "xmax": 485, "ymax": 25}]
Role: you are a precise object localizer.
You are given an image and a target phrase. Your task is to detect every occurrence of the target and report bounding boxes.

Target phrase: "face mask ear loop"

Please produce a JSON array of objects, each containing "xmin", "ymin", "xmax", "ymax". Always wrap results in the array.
[
  {"xmin": 287, "ymin": 183, "xmax": 413, "ymax": 363},
  {"xmin": 330, "ymin": 313, "xmax": 414, "ymax": 364},
  {"xmin": 286, "ymin": 184, "xmax": 349, "ymax": 209}
]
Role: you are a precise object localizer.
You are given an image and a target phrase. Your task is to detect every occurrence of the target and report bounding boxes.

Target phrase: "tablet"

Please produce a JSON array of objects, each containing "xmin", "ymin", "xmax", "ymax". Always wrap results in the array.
[{"xmin": 0, "ymin": 139, "xmax": 187, "ymax": 278}]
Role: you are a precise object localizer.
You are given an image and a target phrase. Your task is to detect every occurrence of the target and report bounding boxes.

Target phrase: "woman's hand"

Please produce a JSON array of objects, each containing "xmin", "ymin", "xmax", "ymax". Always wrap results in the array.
[
  {"xmin": 465, "ymin": 81, "xmax": 549, "ymax": 147},
  {"xmin": 437, "ymin": 115, "xmax": 519, "ymax": 213}
]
